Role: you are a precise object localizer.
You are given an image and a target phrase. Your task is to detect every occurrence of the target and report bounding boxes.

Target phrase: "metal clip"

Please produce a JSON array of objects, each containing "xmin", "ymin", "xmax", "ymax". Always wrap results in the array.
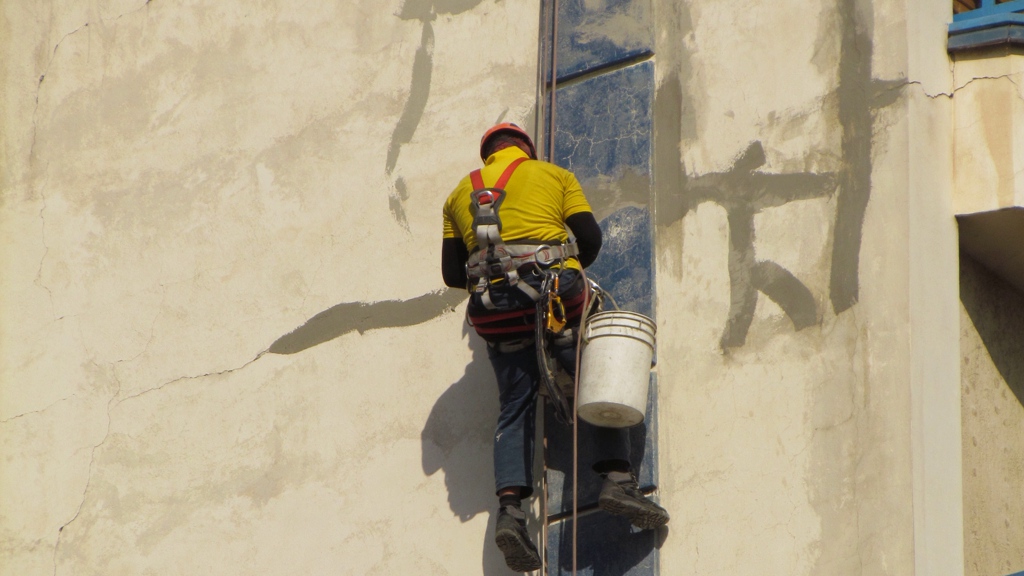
[
  {"xmin": 534, "ymin": 244, "xmax": 554, "ymax": 266},
  {"xmin": 477, "ymin": 190, "xmax": 497, "ymax": 205}
]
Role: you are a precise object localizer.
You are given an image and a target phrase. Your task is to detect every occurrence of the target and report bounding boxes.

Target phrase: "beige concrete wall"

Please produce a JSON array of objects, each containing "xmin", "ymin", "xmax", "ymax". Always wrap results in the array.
[
  {"xmin": 959, "ymin": 255, "xmax": 1024, "ymax": 576},
  {"xmin": 1, "ymin": 1, "xmax": 539, "ymax": 574},
  {"xmin": 951, "ymin": 49, "xmax": 1024, "ymax": 215},
  {"xmin": 652, "ymin": 0, "xmax": 961, "ymax": 574},
  {"xmin": 950, "ymin": 29, "xmax": 1024, "ymax": 576},
  {"xmin": 952, "ymin": 48, "xmax": 1024, "ymax": 297},
  {"xmin": 3, "ymin": 1, "xmax": 1001, "ymax": 575}
]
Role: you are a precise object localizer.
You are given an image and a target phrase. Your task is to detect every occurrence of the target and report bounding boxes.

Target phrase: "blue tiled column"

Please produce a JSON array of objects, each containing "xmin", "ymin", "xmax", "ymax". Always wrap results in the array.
[{"xmin": 541, "ymin": 1, "xmax": 660, "ymax": 574}]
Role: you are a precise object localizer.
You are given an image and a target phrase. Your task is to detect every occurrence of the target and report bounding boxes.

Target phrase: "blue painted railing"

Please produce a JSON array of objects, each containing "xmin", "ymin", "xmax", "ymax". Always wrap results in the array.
[
  {"xmin": 951, "ymin": 0, "xmax": 1024, "ymax": 31},
  {"xmin": 949, "ymin": 0, "xmax": 1024, "ymax": 50},
  {"xmin": 956, "ymin": 0, "xmax": 1024, "ymax": 18}
]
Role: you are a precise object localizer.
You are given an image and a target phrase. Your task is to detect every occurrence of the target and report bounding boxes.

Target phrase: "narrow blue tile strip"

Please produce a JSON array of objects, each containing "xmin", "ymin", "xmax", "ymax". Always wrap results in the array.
[
  {"xmin": 549, "ymin": 62, "xmax": 654, "ymax": 182},
  {"xmin": 588, "ymin": 207, "xmax": 654, "ymax": 317},
  {"xmin": 545, "ymin": 511, "xmax": 660, "ymax": 576},
  {"xmin": 544, "ymin": 61, "xmax": 656, "ymax": 516},
  {"xmin": 540, "ymin": 2, "xmax": 659, "ymax": 569},
  {"xmin": 541, "ymin": 28, "xmax": 659, "ymax": 574},
  {"xmin": 551, "ymin": 0, "xmax": 654, "ymax": 81},
  {"xmin": 549, "ymin": 50, "xmax": 655, "ymax": 88},
  {"xmin": 544, "ymin": 374, "xmax": 658, "ymax": 515}
]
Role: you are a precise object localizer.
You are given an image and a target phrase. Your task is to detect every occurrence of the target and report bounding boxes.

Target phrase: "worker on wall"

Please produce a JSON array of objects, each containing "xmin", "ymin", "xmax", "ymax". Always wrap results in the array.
[{"xmin": 440, "ymin": 123, "xmax": 669, "ymax": 572}]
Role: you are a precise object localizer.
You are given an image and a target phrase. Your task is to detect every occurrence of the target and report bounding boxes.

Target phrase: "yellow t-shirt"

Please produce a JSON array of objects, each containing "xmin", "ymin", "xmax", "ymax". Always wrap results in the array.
[{"xmin": 442, "ymin": 147, "xmax": 592, "ymax": 270}]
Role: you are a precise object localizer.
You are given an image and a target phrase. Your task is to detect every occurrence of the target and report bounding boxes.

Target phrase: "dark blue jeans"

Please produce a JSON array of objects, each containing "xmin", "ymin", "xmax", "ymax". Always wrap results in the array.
[{"xmin": 488, "ymin": 335, "xmax": 630, "ymax": 498}]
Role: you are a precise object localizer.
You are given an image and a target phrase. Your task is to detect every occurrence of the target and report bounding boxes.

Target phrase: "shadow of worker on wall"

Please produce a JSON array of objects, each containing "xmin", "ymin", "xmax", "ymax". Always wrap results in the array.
[{"xmin": 421, "ymin": 323, "xmax": 518, "ymax": 575}]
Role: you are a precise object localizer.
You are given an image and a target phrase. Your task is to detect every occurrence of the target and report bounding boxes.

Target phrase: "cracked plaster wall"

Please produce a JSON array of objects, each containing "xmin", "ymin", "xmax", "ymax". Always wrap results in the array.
[
  {"xmin": 950, "ymin": 48, "xmax": 1024, "ymax": 215},
  {"xmin": 2, "ymin": 0, "xmax": 1009, "ymax": 574},
  {"xmin": 1, "ymin": 0, "xmax": 539, "ymax": 574},
  {"xmin": 651, "ymin": 0, "xmax": 962, "ymax": 574}
]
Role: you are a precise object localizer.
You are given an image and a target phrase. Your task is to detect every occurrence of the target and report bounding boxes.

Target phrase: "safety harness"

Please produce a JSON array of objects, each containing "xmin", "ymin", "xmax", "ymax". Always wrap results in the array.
[
  {"xmin": 465, "ymin": 157, "xmax": 579, "ymax": 308},
  {"xmin": 463, "ymin": 157, "xmax": 588, "ymax": 423}
]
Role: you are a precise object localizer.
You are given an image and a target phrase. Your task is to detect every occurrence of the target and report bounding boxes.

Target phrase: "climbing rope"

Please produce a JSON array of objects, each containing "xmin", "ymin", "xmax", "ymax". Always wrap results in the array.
[
  {"xmin": 548, "ymin": 0, "xmax": 559, "ymax": 164},
  {"xmin": 571, "ymin": 270, "xmax": 587, "ymax": 576},
  {"xmin": 546, "ymin": 0, "xmax": 578, "ymax": 571}
]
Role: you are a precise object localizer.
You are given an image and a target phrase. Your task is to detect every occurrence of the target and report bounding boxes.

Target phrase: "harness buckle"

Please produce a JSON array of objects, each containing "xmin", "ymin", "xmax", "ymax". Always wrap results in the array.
[
  {"xmin": 534, "ymin": 244, "xmax": 555, "ymax": 266},
  {"xmin": 477, "ymin": 190, "xmax": 497, "ymax": 205},
  {"xmin": 487, "ymin": 261, "xmax": 505, "ymax": 277}
]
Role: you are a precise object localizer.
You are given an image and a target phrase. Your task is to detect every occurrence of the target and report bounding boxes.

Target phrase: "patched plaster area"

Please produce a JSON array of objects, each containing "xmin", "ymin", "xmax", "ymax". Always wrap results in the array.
[
  {"xmin": 950, "ymin": 57, "xmax": 1024, "ymax": 214},
  {"xmin": 2, "ymin": 0, "xmax": 537, "ymax": 573}
]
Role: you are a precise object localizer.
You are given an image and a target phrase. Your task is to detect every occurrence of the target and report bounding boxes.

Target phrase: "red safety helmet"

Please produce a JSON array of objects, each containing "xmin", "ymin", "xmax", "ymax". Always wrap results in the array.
[{"xmin": 480, "ymin": 122, "xmax": 537, "ymax": 160}]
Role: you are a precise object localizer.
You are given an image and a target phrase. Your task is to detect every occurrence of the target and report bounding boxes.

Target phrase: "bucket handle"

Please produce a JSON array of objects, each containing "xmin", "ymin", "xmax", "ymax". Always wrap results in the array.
[{"xmin": 582, "ymin": 330, "xmax": 656, "ymax": 349}]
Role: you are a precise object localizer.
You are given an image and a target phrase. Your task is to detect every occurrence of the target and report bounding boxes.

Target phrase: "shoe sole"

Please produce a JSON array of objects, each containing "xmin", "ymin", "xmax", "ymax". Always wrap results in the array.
[
  {"xmin": 598, "ymin": 493, "xmax": 670, "ymax": 531},
  {"xmin": 495, "ymin": 527, "xmax": 542, "ymax": 572}
]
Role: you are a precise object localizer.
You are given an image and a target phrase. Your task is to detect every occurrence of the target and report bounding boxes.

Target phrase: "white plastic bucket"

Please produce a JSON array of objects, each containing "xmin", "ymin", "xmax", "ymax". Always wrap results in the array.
[{"xmin": 577, "ymin": 311, "xmax": 656, "ymax": 428}]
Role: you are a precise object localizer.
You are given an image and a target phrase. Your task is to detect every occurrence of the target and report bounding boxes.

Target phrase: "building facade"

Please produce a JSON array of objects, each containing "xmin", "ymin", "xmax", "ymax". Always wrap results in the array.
[{"xmin": 1, "ymin": 0, "xmax": 1021, "ymax": 575}]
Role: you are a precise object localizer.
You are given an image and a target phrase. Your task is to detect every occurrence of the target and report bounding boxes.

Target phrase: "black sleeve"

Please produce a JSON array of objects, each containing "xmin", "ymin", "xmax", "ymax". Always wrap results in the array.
[
  {"xmin": 565, "ymin": 211, "xmax": 602, "ymax": 268},
  {"xmin": 441, "ymin": 237, "xmax": 469, "ymax": 288}
]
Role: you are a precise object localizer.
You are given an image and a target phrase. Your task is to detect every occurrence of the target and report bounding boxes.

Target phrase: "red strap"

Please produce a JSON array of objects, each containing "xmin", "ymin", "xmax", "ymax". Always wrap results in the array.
[
  {"xmin": 469, "ymin": 307, "xmax": 536, "ymax": 325},
  {"xmin": 474, "ymin": 322, "xmax": 536, "ymax": 335},
  {"xmin": 560, "ymin": 287, "xmax": 588, "ymax": 310},
  {"xmin": 468, "ymin": 157, "xmax": 528, "ymax": 191},
  {"xmin": 469, "ymin": 169, "xmax": 485, "ymax": 191},
  {"xmin": 495, "ymin": 157, "xmax": 527, "ymax": 189},
  {"xmin": 469, "ymin": 281, "xmax": 588, "ymax": 329}
]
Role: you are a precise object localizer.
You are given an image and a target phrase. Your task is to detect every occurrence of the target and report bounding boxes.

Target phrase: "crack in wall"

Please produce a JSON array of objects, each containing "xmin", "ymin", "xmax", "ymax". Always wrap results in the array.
[
  {"xmin": 0, "ymin": 394, "xmax": 79, "ymax": 425},
  {"xmin": 32, "ymin": 166, "xmax": 58, "ymax": 319},
  {"xmin": 914, "ymin": 73, "xmax": 1021, "ymax": 98},
  {"xmin": 51, "ymin": 350, "xmax": 255, "ymax": 571},
  {"xmin": 114, "ymin": 351, "xmax": 268, "ymax": 405},
  {"xmin": 27, "ymin": 0, "xmax": 153, "ymax": 163},
  {"xmin": 29, "ymin": 22, "xmax": 87, "ymax": 168},
  {"xmin": 957, "ymin": 73, "xmax": 1022, "ymax": 95},
  {"xmin": 29, "ymin": 0, "xmax": 157, "ymax": 323},
  {"xmin": 102, "ymin": 285, "xmax": 169, "ymax": 395},
  {"xmin": 106, "ymin": 287, "xmax": 468, "ymax": 406},
  {"xmin": 51, "ymin": 363, "xmax": 120, "ymax": 576}
]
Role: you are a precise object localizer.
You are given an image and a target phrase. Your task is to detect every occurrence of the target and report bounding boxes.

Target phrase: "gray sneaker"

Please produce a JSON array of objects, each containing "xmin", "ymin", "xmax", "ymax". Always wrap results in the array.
[
  {"xmin": 494, "ymin": 505, "xmax": 542, "ymax": 572},
  {"xmin": 597, "ymin": 471, "xmax": 670, "ymax": 530}
]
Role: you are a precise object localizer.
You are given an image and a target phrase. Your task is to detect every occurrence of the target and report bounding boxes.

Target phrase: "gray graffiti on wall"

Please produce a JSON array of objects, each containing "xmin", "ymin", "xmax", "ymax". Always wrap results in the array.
[
  {"xmin": 681, "ymin": 142, "xmax": 836, "ymax": 347},
  {"xmin": 656, "ymin": 0, "xmax": 903, "ymax": 349},
  {"xmin": 387, "ymin": 0, "xmax": 485, "ymax": 229}
]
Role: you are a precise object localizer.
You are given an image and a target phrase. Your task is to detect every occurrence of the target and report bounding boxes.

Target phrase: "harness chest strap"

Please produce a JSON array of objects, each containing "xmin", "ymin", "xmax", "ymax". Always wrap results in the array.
[
  {"xmin": 466, "ymin": 157, "xmax": 579, "ymax": 309},
  {"xmin": 468, "ymin": 156, "xmax": 525, "ymax": 195},
  {"xmin": 468, "ymin": 157, "xmax": 526, "ymax": 250}
]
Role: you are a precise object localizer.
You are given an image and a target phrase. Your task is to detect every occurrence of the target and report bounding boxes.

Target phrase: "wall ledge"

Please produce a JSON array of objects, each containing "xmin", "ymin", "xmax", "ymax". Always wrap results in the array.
[{"xmin": 957, "ymin": 207, "xmax": 1024, "ymax": 294}]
